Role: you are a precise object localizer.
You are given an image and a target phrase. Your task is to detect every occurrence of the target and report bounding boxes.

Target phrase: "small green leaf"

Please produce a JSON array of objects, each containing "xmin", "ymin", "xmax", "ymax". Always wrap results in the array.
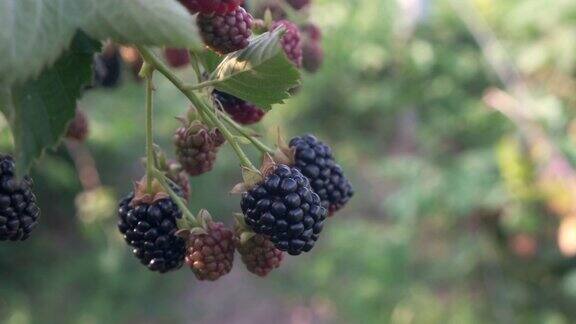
[
  {"xmin": 198, "ymin": 49, "xmax": 224, "ymax": 73},
  {"xmin": 211, "ymin": 29, "xmax": 301, "ymax": 110},
  {"xmin": 6, "ymin": 32, "xmax": 100, "ymax": 176}
]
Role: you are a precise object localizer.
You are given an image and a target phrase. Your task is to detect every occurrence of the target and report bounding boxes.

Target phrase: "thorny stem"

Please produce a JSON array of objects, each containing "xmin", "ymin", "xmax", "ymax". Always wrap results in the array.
[
  {"xmin": 151, "ymin": 168, "xmax": 199, "ymax": 228},
  {"xmin": 218, "ymin": 110, "xmax": 275, "ymax": 154},
  {"xmin": 137, "ymin": 46, "xmax": 258, "ymax": 172}
]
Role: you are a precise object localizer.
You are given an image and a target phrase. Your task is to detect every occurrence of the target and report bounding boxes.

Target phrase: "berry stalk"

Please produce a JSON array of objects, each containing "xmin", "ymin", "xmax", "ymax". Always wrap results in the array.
[
  {"xmin": 136, "ymin": 46, "xmax": 258, "ymax": 172},
  {"xmin": 139, "ymin": 62, "xmax": 155, "ymax": 193}
]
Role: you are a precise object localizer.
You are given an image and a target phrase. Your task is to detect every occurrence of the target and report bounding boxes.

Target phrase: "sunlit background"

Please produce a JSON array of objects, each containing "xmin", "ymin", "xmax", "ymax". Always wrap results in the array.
[{"xmin": 3, "ymin": 0, "xmax": 576, "ymax": 322}]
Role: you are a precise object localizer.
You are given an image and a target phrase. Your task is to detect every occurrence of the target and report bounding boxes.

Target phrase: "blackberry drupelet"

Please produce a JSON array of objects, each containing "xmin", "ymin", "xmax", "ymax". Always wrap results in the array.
[
  {"xmin": 179, "ymin": 0, "xmax": 243, "ymax": 15},
  {"xmin": 213, "ymin": 90, "xmax": 265, "ymax": 125},
  {"xmin": 270, "ymin": 20, "xmax": 302, "ymax": 67},
  {"xmin": 289, "ymin": 135, "xmax": 353, "ymax": 215},
  {"xmin": 197, "ymin": 7, "xmax": 253, "ymax": 54},
  {"xmin": 185, "ymin": 221, "xmax": 235, "ymax": 281},
  {"xmin": 236, "ymin": 234, "xmax": 283, "ymax": 277},
  {"xmin": 241, "ymin": 164, "xmax": 327, "ymax": 255},
  {"xmin": 117, "ymin": 194, "xmax": 186, "ymax": 273},
  {"xmin": 0, "ymin": 155, "xmax": 40, "ymax": 241}
]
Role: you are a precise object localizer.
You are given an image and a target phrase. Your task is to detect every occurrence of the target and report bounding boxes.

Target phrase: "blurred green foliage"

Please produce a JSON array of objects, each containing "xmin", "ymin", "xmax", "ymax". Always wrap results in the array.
[{"xmin": 2, "ymin": 0, "xmax": 576, "ymax": 323}]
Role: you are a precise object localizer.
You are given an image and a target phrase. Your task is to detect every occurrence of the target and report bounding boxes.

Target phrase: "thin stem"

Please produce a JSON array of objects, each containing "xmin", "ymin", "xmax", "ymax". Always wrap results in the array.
[
  {"xmin": 151, "ymin": 168, "xmax": 198, "ymax": 227},
  {"xmin": 188, "ymin": 50, "xmax": 203, "ymax": 84},
  {"xmin": 218, "ymin": 110, "xmax": 275, "ymax": 154},
  {"xmin": 141, "ymin": 63, "xmax": 155, "ymax": 193},
  {"xmin": 137, "ymin": 46, "xmax": 258, "ymax": 171}
]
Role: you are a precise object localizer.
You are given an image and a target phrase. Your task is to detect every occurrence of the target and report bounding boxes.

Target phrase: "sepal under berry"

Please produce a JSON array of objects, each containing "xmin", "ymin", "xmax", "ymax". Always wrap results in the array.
[{"xmin": 0, "ymin": 155, "xmax": 40, "ymax": 241}]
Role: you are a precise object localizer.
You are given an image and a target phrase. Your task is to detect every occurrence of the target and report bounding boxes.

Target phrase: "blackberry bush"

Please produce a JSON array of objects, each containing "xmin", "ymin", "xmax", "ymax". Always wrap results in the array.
[
  {"xmin": 197, "ymin": 7, "xmax": 253, "ymax": 54},
  {"xmin": 0, "ymin": 155, "xmax": 40, "ymax": 241},
  {"xmin": 289, "ymin": 135, "xmax": 354, "ymax": 215},
  {"xmin": 241, "ymin": 164, "xmax": 327, "ymax": 255},
  {"xmin": 213, "ymin": 90, "xmax": 265, "ymax": 125}
]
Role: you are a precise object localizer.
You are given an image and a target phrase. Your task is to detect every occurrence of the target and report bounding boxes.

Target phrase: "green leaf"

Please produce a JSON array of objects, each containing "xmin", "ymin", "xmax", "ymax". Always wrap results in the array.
[
  {"xmin": 0, "ymin": 0, "xmax": 200, "ymax": 85},
  {"xmin": 211, "ymin": 29, "xmax": 301, "ymax": 110},
  {"xmin": 6, "ymin": 32, "xmax": 100, "ymax": 176},
  {"xmin": 82, "ymin": 0, "xmax": 201, "ymax": 50},
  {"xmin": 198, "ymin": 49, "xmax": 224, "ymax": 73},
  {"xmin": 0, "ymin": 0, "xmax": 80, "ymax": 84}
]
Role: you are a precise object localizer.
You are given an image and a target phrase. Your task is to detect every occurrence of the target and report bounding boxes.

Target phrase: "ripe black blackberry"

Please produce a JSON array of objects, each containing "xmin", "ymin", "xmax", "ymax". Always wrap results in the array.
[
  {"xmin": 197, "ymin": 7, "xmax": 253, "ymax": 55},
  {"xmin": 213, "ymin": 90, "xmax": 265, "ymax": 125},
  {"xmin": 185, "ymin": 219, "xmax": 235, "ymax": 281},
  {"xmin": 65, "ymin": 108, "xmax": 89, "ymax": 142},
  {"xmin": 286, "ymin": 0, "xmax": 310, "ymax": 10},
  {"xmin": 241, "ymin": 164, "xmax": 327, "ymax": 255},
  {"xmin": 179, "ymin": 0, "xmax": 243, "ymax": 15},
  {"xmin": 289, "ymin": 135, "xmax": 353, "ymax": 215},
  {"xmin": 270, "ymin": 20, "xmax": 302, "ymax": 67},
  {"xmin": 0, "ymin": 155, "xmax": 40, "ymax": 241},
  {"xmin": 174, "ymin": 121, "xmax": 225, "ymax": 176},
  {"xmin": 236, "ymin": 233, "xmax": 283, "ymax": 277},
  {"xmin": 93, "ymin": 45, "xmax": 122, "ymax": 88},
  {"xmin": 117, "ymin": 191, "xmax": 186, "ymax": 273}
]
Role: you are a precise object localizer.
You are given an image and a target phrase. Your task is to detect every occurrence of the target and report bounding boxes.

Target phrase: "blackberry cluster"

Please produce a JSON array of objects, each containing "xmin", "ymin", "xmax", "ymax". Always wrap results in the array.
[
  {"xmin": 179, "ymin": 0, "xmax": 243, "ymax": 15},
  {"xmin": 270, "ymin": 20, "xmax": 302, "ymax": 67},
  {"xmin": 117, "ymin": 194, "xmax": 186, "ymax": 273},
  {"xmin": 289, "ymin": 135, "xmax": 353, "ymax": 215},
  {"xmin": 213, "ymin": 90, "xmax": 265, "ymax": 125},
  {"xmin": 197, "ymin": 7, "xmax": 253, "ymax": 54},
  {"xmin": 0, "ymin": 155, "xmax": 40, "ymax": 241},
  {"xmin": 93, "ymin": 46, "xmax": 121, "ymax": 88},
  {"xmin": 286, "ymin": 0, "xmax": 310, "ymax": 10},
  {"xmin": 185, "ymin": 221, "xmax": 235, "ymax": 281},
  {"xmin": 174, "ymin": 123, "xmax": 225, "ymax": 176},
  {"xmin": 236, "ymin": 234, "xmax": 283, "ymax": 277},
  {"xmin": 65, "ymin": 108, "xmax": 89, "ymax": 142},
  {"xmin": 164, "ymin": 48, "xmax": 190, "ymax": 68},
  {"xmin": 241, "ymin": 164, "xmax": 327, "ymax": 255}
]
